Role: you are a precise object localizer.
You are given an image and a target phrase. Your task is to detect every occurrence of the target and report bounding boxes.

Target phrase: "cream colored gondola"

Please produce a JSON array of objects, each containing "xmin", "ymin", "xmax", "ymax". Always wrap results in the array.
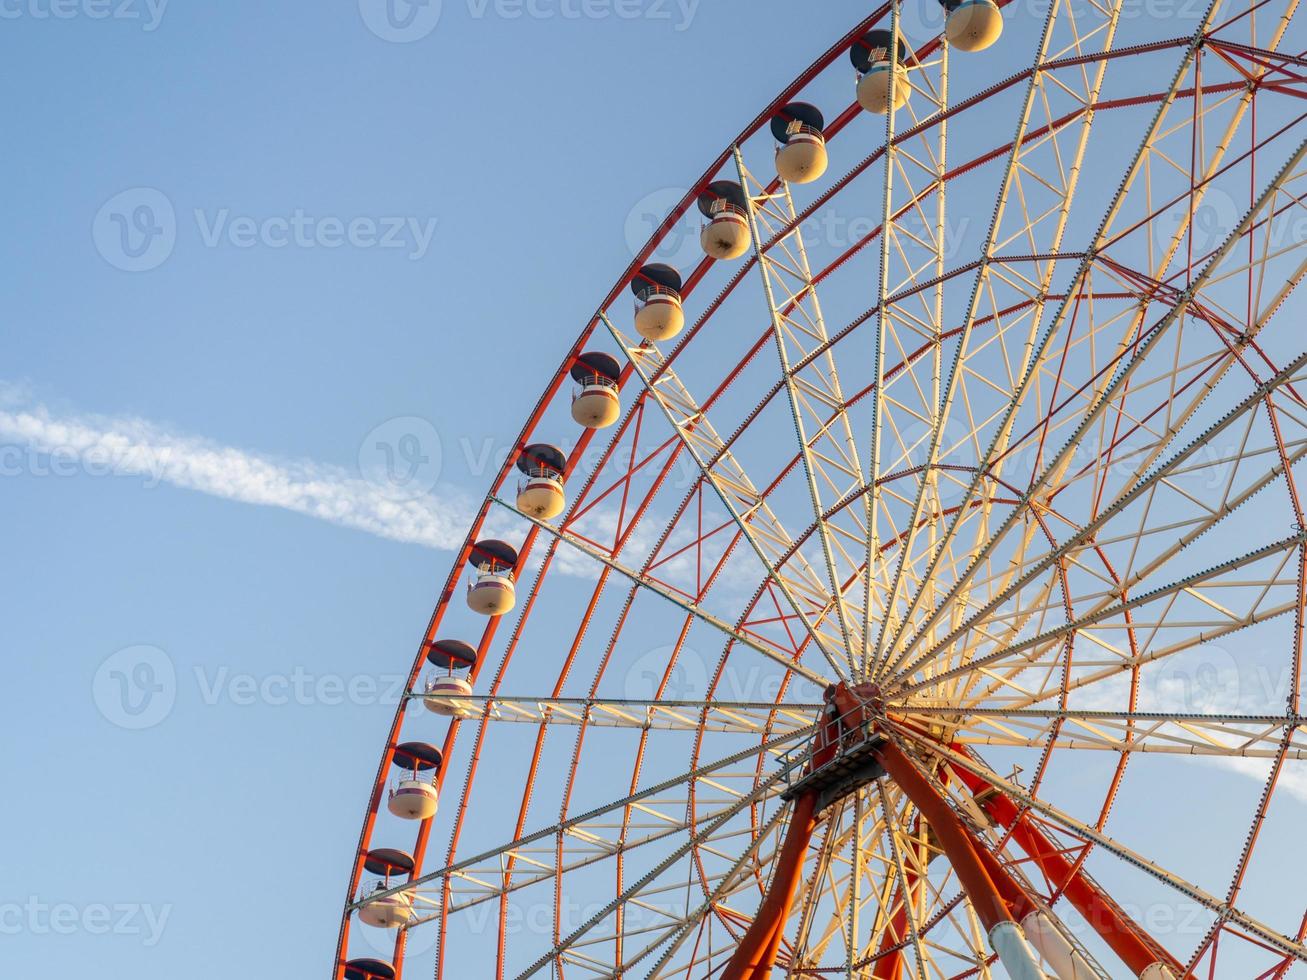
[
  {"xmin": 570, "ymin": 350, "xmax": 622, "ymax": 429},
  {"xmin": 698, "ymin": 180, "xmax": 752, "ymax": 260},
  {"xmin": 466, "ymin": 539, "xmax": 518, "ymax": 616},
  {"xmin": 631, "ymin": 263, "xmax": 685, "ymax": 341},
  {"xmin": 515, "ymin": 443, "xmax": 568, "ymax": 520},
  {"xmin": 422, "ymin": 639, "xmax": 478, "ymax": 717},
  {"xmin": 772, "ymin": 102, "xmax": 828, "ymax": 184},
  {"xmin": 356, "ymin": 849, "xmax": 415, "ymax": 930},
  {"xmin": 942, "ymin": 0, "xmax": 1003, "ymax": 52},
  {"xmin": 385, "ymin": 742, "xmax": 442, "ymax": 820},
  {"xmin": 852, "ymin": 28, "xmax": 910, "ymax": 114}
]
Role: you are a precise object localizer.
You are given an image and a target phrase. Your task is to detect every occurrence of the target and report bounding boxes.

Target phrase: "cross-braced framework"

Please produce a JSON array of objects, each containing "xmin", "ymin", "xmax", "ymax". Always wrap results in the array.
[{"xmin": 334, "ymin": 2, "xmax": 1307, "ymax": 977}]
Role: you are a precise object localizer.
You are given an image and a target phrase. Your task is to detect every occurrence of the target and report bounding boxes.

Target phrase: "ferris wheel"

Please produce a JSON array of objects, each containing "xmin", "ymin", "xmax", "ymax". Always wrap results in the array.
[{"xmin": 333, "ymin": 0, "xmax": 1307, "ymax": 977}]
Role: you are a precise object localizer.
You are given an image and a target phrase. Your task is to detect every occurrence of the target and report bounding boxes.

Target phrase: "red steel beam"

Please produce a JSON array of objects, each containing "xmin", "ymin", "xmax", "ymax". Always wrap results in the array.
[{"xmin": 948, "ymin": 752, "xmax": 1186, "ymax": 978}]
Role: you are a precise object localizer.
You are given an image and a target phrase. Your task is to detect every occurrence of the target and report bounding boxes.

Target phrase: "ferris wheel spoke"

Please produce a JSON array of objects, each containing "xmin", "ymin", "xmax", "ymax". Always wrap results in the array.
[
  {"xmin": 873, "ymin": 0, "xmax": 1123, "ymax": 674},
  {"xmin": 635, "ymin": 800, "xmax": 794, "ymax": 978},
  {"xmin": 882, "ymin": 135, "xmax": 1307, "ymax": 685},
  {"xmin": 356, "ymin": 726, "xmax": 810, "ymax": 920},
  {"xmin": 853, "ymin": 14, "xmax": 959, "ymax": 680},
  {"xmin": 736, "ymin": 149, "xmax": 867, "ymax": 672},
  {"xmin": 907, "ymin": 705, "xmax": 1307, "ymax": 758},
  {"xmin": 407, "ymin": 694, "xmax": 821, "ymax": 736},
  {"xmin": 902, "ymin": 727, "xmax": 1307, "ymax": 966},
  {"xmin": 891, "ymin": 528, "xmax": 1305, "ymax": 705},
  {"xmin": 787, "ymin": 802, "xmax": 859, "ymax": 971},
  {"xmin": 496, "ymin": 495, "xmax": 830, "ymax": 687},
  {"xmin": 877, "ymin": 12, "xmax": 1301, "ymax": 667},
  {"xmin": 600, "ymin": 312, "xmax": 850, "ymax": 679},
  {"xmin": 783, "ymin": 796, "xmax": 889, "ymax": 972},
  {"xmin": 426, "ymin": 818, "xmax": 761, "ymax": 926},
  {"xmin": 511, "ymin": 763, "xmax": 795, "ymax": 979},
  {"xmin": 875, "ymin": 782, "xmax": 932, "ymax": 980},
  {"xmin": 886, "ymin": 348, "xmax": 1307, "ymax": 690}
]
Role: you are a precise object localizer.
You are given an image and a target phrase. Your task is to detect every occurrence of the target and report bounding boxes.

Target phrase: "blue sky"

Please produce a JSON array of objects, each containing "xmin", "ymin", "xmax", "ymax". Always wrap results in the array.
[
  {"xmin": 4, "ymin": 1, "xmax": 1307, "ymax": 978},
  {"xmin": 0, "ymin": 2, "xmax": 869, "ymax": 977}
]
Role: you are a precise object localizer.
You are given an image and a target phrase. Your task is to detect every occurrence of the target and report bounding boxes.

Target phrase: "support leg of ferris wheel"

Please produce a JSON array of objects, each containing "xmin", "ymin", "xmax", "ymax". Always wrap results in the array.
[
  {"xmin": 946, "ymin": 749, "xmax": 1184, "ymax": 979},
  {"xmin": 874, "ymin": 738, "xmax": 1048, "ymax": 979}
]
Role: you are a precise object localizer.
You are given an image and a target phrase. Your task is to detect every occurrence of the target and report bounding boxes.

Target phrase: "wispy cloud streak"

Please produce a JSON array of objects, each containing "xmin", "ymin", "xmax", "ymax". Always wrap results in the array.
[{"xmin": 0, "ymin": 390, "xmax": 471, "ymax": 549}]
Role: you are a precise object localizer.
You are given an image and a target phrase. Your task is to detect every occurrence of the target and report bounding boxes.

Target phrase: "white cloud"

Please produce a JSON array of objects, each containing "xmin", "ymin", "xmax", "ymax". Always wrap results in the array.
[
  {"xmin": 1205, "ymin": 755, "xmax": 1307, "ymax": 804},
  {"xmin": 0, "ymin": 388, "xmax": 473, "ymax": 550}
]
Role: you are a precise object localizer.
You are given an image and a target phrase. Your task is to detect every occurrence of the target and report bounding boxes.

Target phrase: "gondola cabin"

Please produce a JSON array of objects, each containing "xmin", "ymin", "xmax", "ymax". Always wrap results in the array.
[
  {"xmin": 385, "ymin": 741, "xmax": 442, "ymax": 821},
  {"xmin": 852, "ymin": 29, "xmax": 910, "ymax": 114},
  {"xmin": 466, "ymin": 539, "xmax": 518, "ymax": 616},
  {"xmin": 515, "ymin": 443, "xmax": 568, "ymax": 520},
  {"xmin": 357, "ymin": 849, "xmax": 415, "ymax": 930},
  {"xmin": 423, "ymin": 639, "xmax": 478, "ymax": 717},
  {"xmin": 772, "ymin": 103, "xmax": 828, "ymax": 184},
  {"xmin": 698, "ymin": 180, "xmax": 752, "ymax": 260},
  {"xmin": 631, "ymin": 263, "xmax": 685, "ymax": 342},
  {"xmin": 942, "ymin": 0, "xmax": 1003, "ymax": 51},
  {"xmin": 570, "ymin": 351, "xmax": 622, "ymax": 429}
]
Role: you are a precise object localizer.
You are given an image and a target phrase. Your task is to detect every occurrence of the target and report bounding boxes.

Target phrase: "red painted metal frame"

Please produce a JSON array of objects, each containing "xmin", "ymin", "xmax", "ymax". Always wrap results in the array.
[{"xmin": 947, "ymin": 753, "xmax": 1186, "ymax": 977}]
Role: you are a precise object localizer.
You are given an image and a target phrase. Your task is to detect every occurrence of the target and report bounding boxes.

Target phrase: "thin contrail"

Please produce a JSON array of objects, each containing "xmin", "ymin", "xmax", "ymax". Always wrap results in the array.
[{"xmin": 0, "ymin": 390, "xmax": 470, "ymax": 549}]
